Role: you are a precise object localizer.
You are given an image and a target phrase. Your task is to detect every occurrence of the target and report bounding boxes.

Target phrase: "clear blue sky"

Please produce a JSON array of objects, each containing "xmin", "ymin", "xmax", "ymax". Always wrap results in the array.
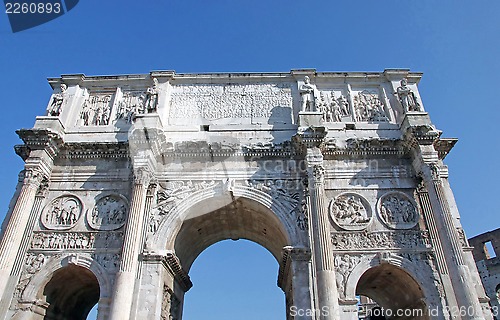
[{"xmin": 0, "ymin": 1, "xmax": 499, "ymax": 319}]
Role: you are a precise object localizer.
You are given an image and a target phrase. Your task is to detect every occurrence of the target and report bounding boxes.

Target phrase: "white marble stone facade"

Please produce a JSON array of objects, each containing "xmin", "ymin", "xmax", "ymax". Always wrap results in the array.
[{"xmin": 0, "ymin": 69, "xmax": 493, "ymax": 320}]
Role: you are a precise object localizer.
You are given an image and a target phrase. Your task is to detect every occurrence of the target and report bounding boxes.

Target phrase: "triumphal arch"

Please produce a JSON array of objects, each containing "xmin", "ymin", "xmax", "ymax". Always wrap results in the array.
[{"xmin": 0, "ymin": 69, "xmax": 493, "ymax": 320}]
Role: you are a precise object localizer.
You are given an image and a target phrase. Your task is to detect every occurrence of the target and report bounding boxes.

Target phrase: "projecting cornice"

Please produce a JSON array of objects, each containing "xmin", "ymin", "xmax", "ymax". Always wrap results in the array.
[{"xmin": 15, "ymin": 128, "xmax": 63, "ymax": 161}]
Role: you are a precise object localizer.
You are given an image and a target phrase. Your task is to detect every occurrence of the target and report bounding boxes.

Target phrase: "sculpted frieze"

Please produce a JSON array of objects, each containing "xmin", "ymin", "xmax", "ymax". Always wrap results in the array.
[
  {"xmin": 87, "ymin": 195, "xmax": 128, "ymax": 230},
  {"xmin": 41, "ymin": 195, "xmax": 83, "ymax": 230},
  {"xmin": 31, "ymin": 231, "xmax": 123, "ymax": 250},
  {"xmin": 329, "ymin": 193, "xmax": 371, "ymax": 230},
  {"xmin": 169, "ymin": 83, "xmax": 292, "ymax": 121},
  {"xmin": 377, "ymin": 192, "xmax": 419, "ymax": 229},
  {"xmin": 332, "ymin": 230, "xmax": 430, "ymax": 250}
]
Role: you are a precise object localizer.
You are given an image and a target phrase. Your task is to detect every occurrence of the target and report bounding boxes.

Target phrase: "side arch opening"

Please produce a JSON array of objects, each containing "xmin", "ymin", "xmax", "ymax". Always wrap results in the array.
[
  {"xmin": 41, "ymin": 264, "xmax": 100, "ymax": 320},
  {"xmin": 356, "ymin": 264, "xmax": 428, "ymax": 320}
]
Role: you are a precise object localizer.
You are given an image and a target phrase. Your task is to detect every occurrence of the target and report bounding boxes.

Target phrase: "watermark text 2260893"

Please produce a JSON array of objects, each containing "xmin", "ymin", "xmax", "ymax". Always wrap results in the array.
[
  {"xmin": 3, "ymin": 0, "xmax": 80, "ymax": 33},
  {"xmin": 5, "ymin": 2, "xmax": 61, "ymax": 14}
]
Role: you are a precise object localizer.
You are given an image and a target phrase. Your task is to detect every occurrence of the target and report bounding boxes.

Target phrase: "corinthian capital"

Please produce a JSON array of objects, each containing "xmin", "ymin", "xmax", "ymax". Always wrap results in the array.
[
  {"xmin": 133, "ymin": 167, "xmax": 154, "ymax": 186},
  {"xmin": 312, "ymin": 164, "xmax": 325, "ymax": 181},
  {"xmin": 23, "ymin": 169, "xmax": 46, "ymax": 188},
  {"xmin": 419, "ymin": 162, "xmax": 441, "ymax": 182}
]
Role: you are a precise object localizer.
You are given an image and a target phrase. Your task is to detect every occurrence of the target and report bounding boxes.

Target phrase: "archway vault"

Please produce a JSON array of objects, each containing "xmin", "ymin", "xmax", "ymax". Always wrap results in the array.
[{"xmin": 174, "ymin": 196, "xmax": 291, "ymax": 272}]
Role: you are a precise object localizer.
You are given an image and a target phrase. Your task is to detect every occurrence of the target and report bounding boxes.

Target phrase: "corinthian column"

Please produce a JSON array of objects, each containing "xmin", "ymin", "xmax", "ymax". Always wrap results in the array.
[
  {"xmin": 0, "ymin": 169, "xmax": 45, "ymax": 296},
  {"xmin": 420, "ymin": 162, "xmax": 484, "ymax": 320},
  {"xmin": 109, "ymin": 167, "xmax": 152, "ymax": 320},
  {"xmin": 306, "ymin": 147, "xmax": 340, "ymax": 320}
]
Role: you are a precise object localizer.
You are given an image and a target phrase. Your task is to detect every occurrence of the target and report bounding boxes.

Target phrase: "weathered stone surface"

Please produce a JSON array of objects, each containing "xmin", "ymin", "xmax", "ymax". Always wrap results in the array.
[{"xmin": 0, "ymin": 69, "xmax": 492, "ymax": 320}]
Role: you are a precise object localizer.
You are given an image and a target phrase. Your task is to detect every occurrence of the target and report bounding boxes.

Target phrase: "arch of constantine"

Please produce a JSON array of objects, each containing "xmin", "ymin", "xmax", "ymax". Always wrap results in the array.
[{"xmin": 0, "ymin": 69, "xmax": 493, "ymax": 319}]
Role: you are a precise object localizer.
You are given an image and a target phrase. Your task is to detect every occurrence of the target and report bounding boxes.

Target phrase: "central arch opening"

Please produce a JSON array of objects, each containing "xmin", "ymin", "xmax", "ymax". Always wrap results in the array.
[
  {"xmin": 183, "ymin": 239, "xmax": 285, "ymax": 320},
  {"xmin": 172, "ymin": 197, "xmax": 291, "ymax": 320}
]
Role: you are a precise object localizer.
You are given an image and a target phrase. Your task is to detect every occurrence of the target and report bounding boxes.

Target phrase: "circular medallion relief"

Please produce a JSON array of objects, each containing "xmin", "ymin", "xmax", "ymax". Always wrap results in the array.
[
  {"xmin": 329, "ymin": 193, "xmax": 372, "ymax": 230},
  {"xmin": 87, "ymin": 194, "xmax": 128, "ymax": 230},
  {"xmin": 41, "ymin": 195, "xmax": 83, "ymax": 230},
  {"xmin": 377, "ymin": 192, "xmax": 419, "ymax": 229}
]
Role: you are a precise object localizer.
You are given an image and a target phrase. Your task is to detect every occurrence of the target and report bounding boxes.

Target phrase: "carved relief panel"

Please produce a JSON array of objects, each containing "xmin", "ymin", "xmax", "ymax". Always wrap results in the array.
[
  {"xmin": 41, "ymin": 195, "xmax": 83, "ymax": 230},
  {"xmin": 87, "ymin": 195, "xmax": 128, "ymax": 230},
  {"xmin": 316, "ymin": 90, "xmax": 352, "ymax": 123},
  {"xmin": 79, "ymin": 91, "xmax": 115, "ymax": 126},
  {"xmin": 351, "ymin": 89, "xmax": 390, "ymax": 122},
  {"xmin": 115, "ymin": 90, "xmax": 146, "ymax": 123},
  {"xmin": 377, "ymin": 192, "xmax": 419, "ymax": 229},
  {"xmin": 329, "ymin": 193, "xmax": 372, "ymax": 230}
]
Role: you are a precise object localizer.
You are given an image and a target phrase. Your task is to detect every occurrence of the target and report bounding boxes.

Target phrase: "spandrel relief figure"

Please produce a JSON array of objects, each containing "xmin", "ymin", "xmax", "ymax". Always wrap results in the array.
[
  {"xmin": 395, "ymin": 78, "xmax": 422, "ymax": 112},
  {"xmin": 47, "ymin": 84, "xmax": 67, "ymax": 116},
  {"xmin": 144, "ymin": 77, "xmax": 159, "ymax": 113},
  {"xmin": 300, "ymin": 76, "xmax": 316, "ymax": 112}
]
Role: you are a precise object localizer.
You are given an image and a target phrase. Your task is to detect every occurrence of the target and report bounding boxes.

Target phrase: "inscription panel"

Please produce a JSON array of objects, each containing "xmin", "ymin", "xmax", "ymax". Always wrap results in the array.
[{"xmin": 168, "ymin": 83, "xmax": 293, "ymax": 125}]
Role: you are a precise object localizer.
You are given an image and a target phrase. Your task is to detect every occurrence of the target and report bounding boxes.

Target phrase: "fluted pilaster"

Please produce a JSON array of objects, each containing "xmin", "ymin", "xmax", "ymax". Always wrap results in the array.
[
  {"xmin": 420, "ymin": 163, "xmax": 484, "ymax": 320},
  {"xmin": 0, "ymin": 169, "xmax": 45, "ymax": 296},
  {"xmin": 108, "ymin": 167, "xmax": 152, "ymax": 320},
  {"xmin": 306, "ymin": 148, "xmax": 340, "ymax": 320}
]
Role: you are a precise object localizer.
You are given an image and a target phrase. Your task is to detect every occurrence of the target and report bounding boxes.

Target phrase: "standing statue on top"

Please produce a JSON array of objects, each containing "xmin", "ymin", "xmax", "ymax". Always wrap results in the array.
[
  {"xmin": 47, "ymin": 83, "xmax": 67, "ymax": 116},
  {"xmin": 395, "ymin": 78, "xmax": 421, "ymax": 112},
  {"xmin": 144, "ymin": 77, "xmax": 159, "ymax": 113},
  {"xmin": 300, "ymin": 76, "xmax": 316, "ymax": 112}
]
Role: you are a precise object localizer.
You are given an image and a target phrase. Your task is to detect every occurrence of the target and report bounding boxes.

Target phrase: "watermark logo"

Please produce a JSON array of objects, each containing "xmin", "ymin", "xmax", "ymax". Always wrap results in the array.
[{"xmin": 4, "ymin": 0, "xmax": 79, "ymax": 32}]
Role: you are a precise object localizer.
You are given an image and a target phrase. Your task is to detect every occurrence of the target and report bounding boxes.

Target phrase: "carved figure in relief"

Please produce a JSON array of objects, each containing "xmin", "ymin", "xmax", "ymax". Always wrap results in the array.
[
  {"xmin": 317, "ymin": 92, "xmax": 327, "ymax": 116},
  {"xmin": 48, "ymin": 83, "xmax": 67, "ymax": 116},
  {"xmin": 395, "ymin": 78, "xmax": 421, "ymax": 112},
  {"xmin": 300, "ymin": 76, "xmax": 316, "ymax": 112},
  {"xmin": 31, "ymin": 232, "xmax": 100, "ymax": 250},
  {"xmin": 338, "ymin": 94, "xmax": 349, "ymax": 116},
  {"xmin": 144, "ymin": 77, "xmax": 159, "ymax": 113}
]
